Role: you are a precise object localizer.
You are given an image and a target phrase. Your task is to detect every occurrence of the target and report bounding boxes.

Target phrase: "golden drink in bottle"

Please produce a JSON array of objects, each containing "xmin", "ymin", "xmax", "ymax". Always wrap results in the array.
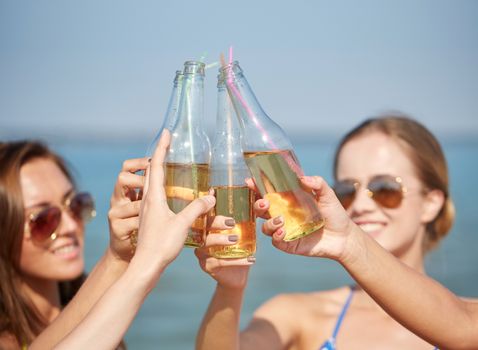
[
  {"xmin": 166, "ymin": 162, "xmax": 209, "ymax": 247},
  {"xmin": 244, "ymin": 150, "xmax": 324, "ymax": 241},
  {"xmin": 208, "ymin": 185, "xmax": 256, "ymax": 258}
]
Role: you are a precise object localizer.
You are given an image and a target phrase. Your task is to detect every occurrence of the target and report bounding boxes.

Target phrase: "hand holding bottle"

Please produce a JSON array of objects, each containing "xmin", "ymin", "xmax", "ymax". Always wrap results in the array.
[
  {"xmin": 253, "ymin": 176, "xmax": 357, "ymax": 261},
  {"xmin": 131, "ymin": 130, "xmax": 216, "ymax": 282},
  {"xmin": 195, "ymin": 235, "xmax": 255, "ymax": 290},
  {"xmin": 107, "ymin": 157, "xmax": 150, "ymax": 262}
]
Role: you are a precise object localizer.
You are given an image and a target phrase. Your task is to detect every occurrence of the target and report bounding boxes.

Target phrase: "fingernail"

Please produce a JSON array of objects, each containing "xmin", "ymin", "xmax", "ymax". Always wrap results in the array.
[
  {"xmin": 276, "ymin": 228, "xmax": 284, "ymax": 236},
  {"xmin": 259, "ymin": 200, "xmax": 266, "ymax": 208},
  {"xmin": 225, "ymin": 219, "xmax": 236, "ymax": 227},
  {"xmin": 247, "ymin": 256, "xmax": 256, "ymax": 263},
  {"xmin": 228, "ymin": 234, "xmax": 238, "ymax": 242},
  {"xmin": 273, "ymin": 216, "xmax": 283, "ymax": 225}
]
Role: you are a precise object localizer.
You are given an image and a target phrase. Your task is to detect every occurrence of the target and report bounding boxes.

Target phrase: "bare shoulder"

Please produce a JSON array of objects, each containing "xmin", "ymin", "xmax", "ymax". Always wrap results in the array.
[
  {"xmin": 253, "ymin": 286, "xmax": 352, "ymax": 322},
  {"xmin": 0, "ymin": 332, "xmax": 19, "ymax": 350},
  {"xmin": 243, "ymin": 287, "xmax": 353, "ymax": 348}
]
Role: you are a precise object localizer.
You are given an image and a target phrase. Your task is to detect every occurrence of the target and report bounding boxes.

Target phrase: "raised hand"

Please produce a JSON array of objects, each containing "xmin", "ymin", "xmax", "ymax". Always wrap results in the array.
[
  {"xmin": 255, "ymin": 176, "xmax": 356, "ymax": 260},
  {"xmin": 132, "ymin": 130, "xmax": 217, "ymax": 276}
]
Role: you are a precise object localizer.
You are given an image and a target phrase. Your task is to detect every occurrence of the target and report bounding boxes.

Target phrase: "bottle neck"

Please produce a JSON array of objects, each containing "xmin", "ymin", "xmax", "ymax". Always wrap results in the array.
[
  {"xmin": 176, "ymin": 74, "xmax": 205, "ymax": 129},
  {"xmin": 214, "ymin": 85, "xmax": 241, "ymax": 140},
  {"xmin": 221, "ymin": 63, "xmax": 292, "ymax": 151},
  {"xmin": 162, "ymin": 77, "xmax": 183, "ymax": 131}
]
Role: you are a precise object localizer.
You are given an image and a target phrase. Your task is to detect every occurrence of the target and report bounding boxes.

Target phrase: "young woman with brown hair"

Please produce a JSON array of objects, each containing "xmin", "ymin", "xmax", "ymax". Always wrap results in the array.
[{"xmin": 0, "ymin": 140, "xmax": 148, "ymax": 349}]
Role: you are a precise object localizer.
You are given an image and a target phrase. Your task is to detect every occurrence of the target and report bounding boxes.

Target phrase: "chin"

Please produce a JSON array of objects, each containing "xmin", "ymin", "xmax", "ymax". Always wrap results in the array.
[{"xmin": 56, "ymin": 261, "xmax": 85, "ymax": 281}]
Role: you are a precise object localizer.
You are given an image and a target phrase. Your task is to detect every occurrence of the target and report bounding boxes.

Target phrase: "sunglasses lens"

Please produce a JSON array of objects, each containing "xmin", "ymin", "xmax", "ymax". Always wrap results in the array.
[
  {"xmin": 69, "ymin": 192, "xmax": 96, "ymax": 222},
  {"xmin": 368, "ymin": 178, "xmax": 403, "ymax": 208},
  {"xmin": 334, "ymin": 181, "xmax": 357, "ymax": 209},
  {"xmin": 30, "ymin": 207, "xmax": 62, "ymax": 243}
]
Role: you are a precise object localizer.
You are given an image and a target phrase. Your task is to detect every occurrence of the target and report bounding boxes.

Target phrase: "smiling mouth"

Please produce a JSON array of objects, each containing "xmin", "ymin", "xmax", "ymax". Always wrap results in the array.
[
  {"xmin": 51, "ymin": 240, "xmax": 81, "ymax": 259},
  {"xmin": 357, "ymin": 223, "xmax": 384, "ymax": 235}
]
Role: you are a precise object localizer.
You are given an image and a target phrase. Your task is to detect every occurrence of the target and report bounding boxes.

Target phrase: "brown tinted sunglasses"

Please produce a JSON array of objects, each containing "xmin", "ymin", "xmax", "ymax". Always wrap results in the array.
[
  {"xmin": 333, "ymin": 175, "xmax": 407, "ymax": 209},
  {"xmin": 25, "ymin": 192, "xmax": 96, "ymax": 244}
]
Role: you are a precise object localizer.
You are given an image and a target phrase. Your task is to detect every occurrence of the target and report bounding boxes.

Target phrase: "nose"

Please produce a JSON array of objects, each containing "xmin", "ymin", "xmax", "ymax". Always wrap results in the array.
[
  {"xmin": 57, "ymin": 209, "xmax": 82, "ymax": 236},
  {"xmin": 348, "ymin": 186, "xmax": 377, "ymax": 214}
]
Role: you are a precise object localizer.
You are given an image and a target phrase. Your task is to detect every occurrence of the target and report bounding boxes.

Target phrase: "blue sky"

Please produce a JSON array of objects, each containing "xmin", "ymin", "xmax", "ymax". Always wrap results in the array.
[{"xmin": 1, "ymin": 0, "xmax": 477, "ymax": 142}]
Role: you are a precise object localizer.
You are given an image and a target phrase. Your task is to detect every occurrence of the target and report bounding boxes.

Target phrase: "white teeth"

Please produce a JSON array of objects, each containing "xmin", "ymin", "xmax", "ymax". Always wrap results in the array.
[
  {"xmin": 53, "ymin": 245, "xmax": 76, "ymax": 255},
  {"xmin": 359, "ymin": 223, "xmax": 383, "ymax": 233}
]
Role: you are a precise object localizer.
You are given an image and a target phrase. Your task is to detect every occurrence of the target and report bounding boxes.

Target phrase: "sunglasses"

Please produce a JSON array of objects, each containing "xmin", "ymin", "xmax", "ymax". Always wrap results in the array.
[
  {"xmin": 333, "ymin": 175, "xmax": 407, "ymax": 210},
  {"xmin": 25, "ymin": 192, "xmax": 96, "ymax": 244}
]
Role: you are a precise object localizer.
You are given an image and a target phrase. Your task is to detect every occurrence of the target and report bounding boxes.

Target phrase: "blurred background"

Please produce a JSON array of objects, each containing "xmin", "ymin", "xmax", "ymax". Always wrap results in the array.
[{"xmin": 1, "ymin": 1, "xmax": 477, "ymax": 349}]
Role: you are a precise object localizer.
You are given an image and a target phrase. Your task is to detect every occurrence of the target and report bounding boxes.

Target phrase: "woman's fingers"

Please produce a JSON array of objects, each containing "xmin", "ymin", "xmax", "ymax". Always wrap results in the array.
[
  {"xmin": 109, "ymin": 216, "xmax": 140, "ymax": 238},
  {"xmin": 208, "ymin": 215, "xmax": 236, "ymax": 231},
  {"xmin": 253, "ymin": 198, "xmax": 271, "ymax": 219},
  {"xmin": 146, "ymin": 130, "xmax": 170, "ymax": 201},
  {"xmin": 203, "ymin": 232, "xmax": 239, "ymax": 247},
  {"xmin": 300, "ymin": 176, "xmax": 340, "ymax": 207},
  {"xmin": 261, "ymin": 215, "xmax": 284, "ymax": 236},
  {"xmin": 196, "ymin": 254, "xmax": 255, "ymax": 273},
  {"xmin": 112, "ymin": 158, "xmax": 150, "ymax": 202},
  {"xmin": 174, "ymin": 196, "xmax": 216, "ymax": 230},
  {"xmin": 108, "ymin": 200, "xmax": 141, "ymax": 220}
]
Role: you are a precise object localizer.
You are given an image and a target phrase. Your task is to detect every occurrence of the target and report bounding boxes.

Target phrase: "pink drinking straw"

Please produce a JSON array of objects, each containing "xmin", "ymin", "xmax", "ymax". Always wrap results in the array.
[
  {"xmin": 224, "ymin": 46, "xmax": 277, "ymax": 149},
  {"xmin": 224, "ymin": 48, "xmax": 304, "ymax": 177}
]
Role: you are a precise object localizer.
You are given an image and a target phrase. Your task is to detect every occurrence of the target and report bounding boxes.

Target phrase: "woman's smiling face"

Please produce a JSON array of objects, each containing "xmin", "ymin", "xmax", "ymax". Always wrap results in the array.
[
  {"xmin": 336, "ymin": 132, "xmax": 428, "ymax": 257},
  {"xmin": 19, "ymin": 158, "xmax": 85, "ymax": 282}
]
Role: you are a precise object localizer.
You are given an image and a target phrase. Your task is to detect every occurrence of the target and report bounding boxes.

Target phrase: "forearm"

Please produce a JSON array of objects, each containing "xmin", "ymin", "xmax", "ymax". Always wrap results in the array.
[
  {"xmin": 51, "ymin": 256, "xmax": 160, "ymax": 350},
  {"xmin": 196, "ymin": 284, "xmax": 245, "ymax": 350},
  {"xmin": 341, "ymin": 225, "xmax": 478, "ymax": 350},
  {"xmin": 30, "ymin": 249, "xmax": 128, "ymax": 349}
]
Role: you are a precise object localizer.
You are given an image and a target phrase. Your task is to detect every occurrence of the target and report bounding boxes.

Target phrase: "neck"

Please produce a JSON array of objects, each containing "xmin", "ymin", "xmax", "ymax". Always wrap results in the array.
[
  {"xmin": 353, "ymin": 228, "xmax": 427, "ymax": 311},
  {"xmin": 394, "ymin": 227, "xmax": 427, "ymax": 273},
  {"xmin": 20, "ymin": 276, "xmax": 61, "ymax": 323}
]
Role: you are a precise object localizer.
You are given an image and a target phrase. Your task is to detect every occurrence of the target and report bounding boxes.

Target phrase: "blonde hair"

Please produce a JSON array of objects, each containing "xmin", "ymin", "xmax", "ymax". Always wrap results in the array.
[{"xmin": 333, "ymin": 114, "xmax": 455, "ymax": 252}]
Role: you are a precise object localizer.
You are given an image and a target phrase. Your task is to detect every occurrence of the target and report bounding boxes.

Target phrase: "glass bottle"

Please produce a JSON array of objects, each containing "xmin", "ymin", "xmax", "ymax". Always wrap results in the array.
[
  {"xmin": 147, "ymin": 70, "xmax": 184, "ymax": 156},
  {"xmin": 208, "ymin": 74, "xmax": 256, "ymax": 258},
  {"xmin": 221, "ymin": 61, "xmax": 324, "ymax": 241},
  {"xmin": 166, "ymin": 61, "xmax": 211, "ymax": 247}
]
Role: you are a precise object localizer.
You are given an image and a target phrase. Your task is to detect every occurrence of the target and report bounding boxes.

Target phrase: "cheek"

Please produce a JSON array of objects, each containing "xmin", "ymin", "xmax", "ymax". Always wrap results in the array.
[
  {"xmin": 19, "ymin": 241, "xmax": 52, "ymax": 277},
  {"xmin": 19, "ymin": 240, "xmax": 84, "ymax": 281},
  {"xmin": 385, "ymin": 199, "xmax": 426, "ymax": 241}
]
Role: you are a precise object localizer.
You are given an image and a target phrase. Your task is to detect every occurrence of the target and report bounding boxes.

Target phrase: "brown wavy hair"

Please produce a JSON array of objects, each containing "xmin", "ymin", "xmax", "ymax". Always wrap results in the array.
[
  {"xmin": 333, "ymin": 113, "xmax": 455, "ymax": 252},
  {"xmin": 0, "ymin": 140, "xmax": 85, "ymax": 346}
]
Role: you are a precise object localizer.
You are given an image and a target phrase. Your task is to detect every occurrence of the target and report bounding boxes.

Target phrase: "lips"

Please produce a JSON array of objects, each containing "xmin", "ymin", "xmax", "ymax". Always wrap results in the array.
[
  {"xmin": 354, "ymin": 221, "xmax": 386, "ymax": 236},
  {"xmin": 50, "ymin": 238, "xmax": 81, "ymax": 259}
]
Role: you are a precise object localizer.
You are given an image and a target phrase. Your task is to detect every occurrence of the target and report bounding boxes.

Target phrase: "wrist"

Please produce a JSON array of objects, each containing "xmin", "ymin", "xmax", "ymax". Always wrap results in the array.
[
  {"xmin": 337, "ymin": 223, "xmax": 367, "ymax": 268},
  {"xmin": 216, "ymin": 281, "xmax": 247, "ymax": 294},
  {"xmin": 128, "ymin": 251, "xmax": 169, "ymax": 293},
  {"xmin": 215, "ymin": 283, "xmax": 246, "ymax": 302},
  {"xmin": 104, "ymin": 247, "xmax": 130, "ymax": 272}
]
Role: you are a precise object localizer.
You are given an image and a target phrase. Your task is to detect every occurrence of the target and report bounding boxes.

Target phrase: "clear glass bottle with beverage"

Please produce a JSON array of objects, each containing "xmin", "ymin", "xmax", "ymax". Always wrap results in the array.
[
  {"xmin": 221, "ymin": 61, "xmax": 324, "ymax": 241},
  {"xmin": 166, "ymin": 61, "xmax": 211, "ymax": 247},
  {"xmin": 208, "ymin": 73, "xmax": 256, "ymax": 258},
  {"xmin": 147, "ymin": 70, "xmax": 184, "ymax": 156}
]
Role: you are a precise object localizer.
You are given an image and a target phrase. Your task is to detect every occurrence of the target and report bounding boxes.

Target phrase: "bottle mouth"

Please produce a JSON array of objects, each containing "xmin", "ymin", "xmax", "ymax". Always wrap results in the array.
[
  {"xmin": 183, "ymin": 61, "xmax": 206, "ymax": 75},
  {"xmin": 218, "ymin": 61, "xmax": 242, "ymax": 84},
  {"xmin": 174, "ymin": 70, "xmax": 184, "ymax": 84},
  {"xmin": 219, "ymin": 60, "xmax": 240, "ymax": 73}
]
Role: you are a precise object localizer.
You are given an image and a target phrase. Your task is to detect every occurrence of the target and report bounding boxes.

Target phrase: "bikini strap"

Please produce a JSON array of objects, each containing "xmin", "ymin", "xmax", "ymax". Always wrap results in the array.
[{"xmin": 331, "ymin": 287, "xmax": 354, "ymax": 340}]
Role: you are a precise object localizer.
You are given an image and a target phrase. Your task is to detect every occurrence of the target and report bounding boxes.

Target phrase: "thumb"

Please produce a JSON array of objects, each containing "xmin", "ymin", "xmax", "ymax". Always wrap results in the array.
[
  {"xmin": 300, "ymin": 176, "xmax": 340, "ymax": 207},
  {"xmin": 175, "ymin": 195, "xmax": 216, "ymax": 228}
]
